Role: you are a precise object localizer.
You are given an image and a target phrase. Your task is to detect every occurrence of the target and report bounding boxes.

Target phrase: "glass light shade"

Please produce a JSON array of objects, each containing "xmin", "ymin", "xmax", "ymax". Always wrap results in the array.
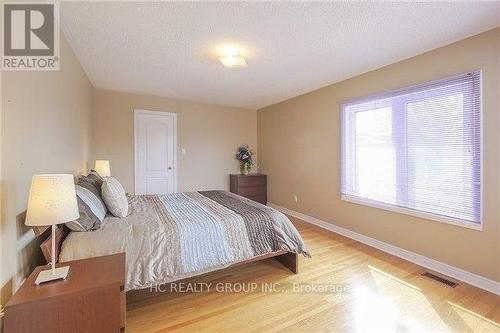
[
  {"xmin": 25, "ymin": 174, "xmax": 80, "ymax": 226},
  {"xmin": 94, "ymin": 160, "xmax": 111, "ymax": 177}
]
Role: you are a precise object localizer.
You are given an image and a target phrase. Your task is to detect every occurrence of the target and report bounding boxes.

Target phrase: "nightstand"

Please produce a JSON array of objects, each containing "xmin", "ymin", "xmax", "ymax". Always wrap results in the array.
[
  {"xmin": 4, "ymin": 253, "xmax": 126, "ymax": 333},
  {"xmin": 230, "ymin": 173, "xmax": 267, "ymax": 205}
]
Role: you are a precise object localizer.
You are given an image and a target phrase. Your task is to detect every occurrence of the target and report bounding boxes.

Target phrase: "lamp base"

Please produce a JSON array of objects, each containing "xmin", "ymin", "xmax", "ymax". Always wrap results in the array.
[{"xmin": 34, "ymin": 266, "xmax": 70, "ymax": 285}]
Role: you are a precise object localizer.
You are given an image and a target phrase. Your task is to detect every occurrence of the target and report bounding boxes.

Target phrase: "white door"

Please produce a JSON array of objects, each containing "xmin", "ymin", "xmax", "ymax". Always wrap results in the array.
[{"xmin": 134, "ymin": 110, "xmax": 177, "ymax": 194}]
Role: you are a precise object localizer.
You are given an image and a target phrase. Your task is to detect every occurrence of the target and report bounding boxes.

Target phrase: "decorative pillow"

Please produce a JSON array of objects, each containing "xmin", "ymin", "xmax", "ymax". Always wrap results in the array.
[
  {"xmin": 87, "ymin": 170, "xmax": 104, "ymax": 189},
  {"xmin": 76, "ymin": 175, "xmax": 101, "ymax": 198},
  {"xmin": 66, "ymin": 185, "xmax": 107, "ymax": 231},
  {"xmin": 101, "ymin": 177, "xmax": 128, "ymax": 217}
]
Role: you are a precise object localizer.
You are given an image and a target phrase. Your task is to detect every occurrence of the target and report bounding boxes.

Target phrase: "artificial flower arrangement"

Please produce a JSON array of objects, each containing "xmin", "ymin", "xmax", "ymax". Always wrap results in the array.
[{"xmin": 235, "ymin": 144, "xmax": 254, "ymax": 175}]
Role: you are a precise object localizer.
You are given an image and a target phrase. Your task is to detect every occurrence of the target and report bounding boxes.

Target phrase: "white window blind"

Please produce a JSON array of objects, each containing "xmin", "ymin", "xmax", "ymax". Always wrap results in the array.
[{"xmin": 341, "ymin": 71, "xmax": 481, "ymax": 226}]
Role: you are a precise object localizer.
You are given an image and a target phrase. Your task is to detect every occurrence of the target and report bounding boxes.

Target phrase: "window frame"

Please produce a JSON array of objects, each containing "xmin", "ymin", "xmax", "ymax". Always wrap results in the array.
[{"xmin": 340, "ymin": 71, "xmax": 483, "ymax": 231}]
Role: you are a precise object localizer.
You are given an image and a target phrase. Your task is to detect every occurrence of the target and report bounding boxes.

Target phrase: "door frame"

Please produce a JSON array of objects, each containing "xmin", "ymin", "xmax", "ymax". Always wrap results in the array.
[{"xmin": 134, "ymin": 109, "xmax": 178, "ymax": 194}]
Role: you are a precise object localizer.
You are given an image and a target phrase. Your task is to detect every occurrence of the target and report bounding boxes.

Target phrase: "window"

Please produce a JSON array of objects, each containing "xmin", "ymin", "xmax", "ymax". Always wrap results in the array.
[{"xmin": 341, "ymin": 71, "xmax": 481, "ymax": 228}]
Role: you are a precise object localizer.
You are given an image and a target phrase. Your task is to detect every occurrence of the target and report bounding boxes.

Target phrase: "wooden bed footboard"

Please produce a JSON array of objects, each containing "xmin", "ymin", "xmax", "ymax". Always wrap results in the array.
[
  {"xmin": 230, "ymin": 251, "xmax": 298, "ymax": 274},
  {"xmin": 274, "ymin": 252, "xmax": 298, "ymax": 274}
]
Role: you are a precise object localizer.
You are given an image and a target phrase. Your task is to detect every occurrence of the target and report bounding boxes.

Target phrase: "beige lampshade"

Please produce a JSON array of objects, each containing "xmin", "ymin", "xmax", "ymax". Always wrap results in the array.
[
  {"xmin": 94, "ymin": 160, "xmax": 111, "ymax": 177},
  {"xmin": 25, "ymin": 174, "xmax": 80, "ymax": 226}
]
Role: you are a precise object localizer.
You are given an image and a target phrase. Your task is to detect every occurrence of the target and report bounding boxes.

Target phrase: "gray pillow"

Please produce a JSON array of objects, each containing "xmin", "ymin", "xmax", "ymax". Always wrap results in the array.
[
  {"xmin": 66, "ymin": 185, "xmax": 107, "ymax": 231},
  {"xmin": 101, "ymin": 177, "xmax": 128, "ymax": 218},
  {"xmin": 87, "ymin": 170, "xmax": 104, "ymax": 188},
  {"xmin": 76, "ymin": 176, "xmax": 101, "ymax": 198}
]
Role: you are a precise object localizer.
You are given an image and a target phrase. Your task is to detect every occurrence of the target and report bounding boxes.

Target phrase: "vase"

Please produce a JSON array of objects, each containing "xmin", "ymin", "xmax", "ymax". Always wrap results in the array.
[{"xmin": 240, "ymin": 163, "xmax": 251, "ymax": 175}]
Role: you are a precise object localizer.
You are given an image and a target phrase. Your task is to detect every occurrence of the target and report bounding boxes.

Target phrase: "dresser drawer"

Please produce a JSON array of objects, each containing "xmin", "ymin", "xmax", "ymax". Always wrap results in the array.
[
  {"xmin": 237, "ymin": 185, "xmax": 266, "ymax": 196},
  {"xmin": 246, "ymin": 194, "xmax": 267, "ymax": 205},
  {"xmin": 237, "ymin": 176, "xmax": 266, "ymax": 187}
]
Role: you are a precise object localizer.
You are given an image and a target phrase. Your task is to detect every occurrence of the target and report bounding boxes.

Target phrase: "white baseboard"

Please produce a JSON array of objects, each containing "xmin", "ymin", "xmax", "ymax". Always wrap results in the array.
[{"xmin": 269, "ymin": 203, "xmax": 500, "ymax": 295}]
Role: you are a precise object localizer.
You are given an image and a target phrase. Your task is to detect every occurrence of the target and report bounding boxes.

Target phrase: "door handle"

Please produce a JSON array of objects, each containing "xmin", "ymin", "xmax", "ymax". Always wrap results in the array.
[{"xmin": 168, "ymin": 166, "xmax": 173, "ymax": 170}]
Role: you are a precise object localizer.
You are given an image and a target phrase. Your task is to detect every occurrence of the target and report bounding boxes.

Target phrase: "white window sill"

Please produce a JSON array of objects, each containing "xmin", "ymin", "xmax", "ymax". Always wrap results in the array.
[{"xmin": 341, "ymin": 195, "xmax": 483, "ymax": 231}]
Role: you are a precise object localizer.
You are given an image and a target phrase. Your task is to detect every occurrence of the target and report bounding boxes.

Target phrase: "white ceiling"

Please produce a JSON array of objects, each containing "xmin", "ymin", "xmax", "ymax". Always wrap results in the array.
[{"xmin": 60, "ymin": 1, "xmax": 499, "ymax": 110}]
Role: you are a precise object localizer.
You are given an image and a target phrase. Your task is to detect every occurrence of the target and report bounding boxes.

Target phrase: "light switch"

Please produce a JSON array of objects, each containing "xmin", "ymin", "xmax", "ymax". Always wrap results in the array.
[{"xmin": 181, "ymin": 148, "xmax": 187, "ymax": 155}]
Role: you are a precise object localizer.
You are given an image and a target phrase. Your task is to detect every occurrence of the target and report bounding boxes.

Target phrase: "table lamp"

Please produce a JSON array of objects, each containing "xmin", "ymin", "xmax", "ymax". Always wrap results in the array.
[
  {"xmin": 94, "ymin": 160, "xmax": 111, "ymax": 177},
  {"xmin": 25, "ymin": 174, "xmax": 80, "ymax": 285}
]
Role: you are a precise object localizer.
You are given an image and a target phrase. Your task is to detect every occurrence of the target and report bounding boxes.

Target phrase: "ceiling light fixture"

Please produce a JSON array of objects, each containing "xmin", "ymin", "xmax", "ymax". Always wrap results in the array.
[{"xmin": 218, "ymin": 47, "xmax": 247, "ymax": 68}]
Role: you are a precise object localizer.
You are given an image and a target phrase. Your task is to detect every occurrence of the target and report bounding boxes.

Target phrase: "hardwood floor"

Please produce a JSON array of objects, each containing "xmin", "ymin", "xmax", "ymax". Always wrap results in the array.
[{"xmin": 127, "ymin": 217, "xmax": 500, "ymax": 332}]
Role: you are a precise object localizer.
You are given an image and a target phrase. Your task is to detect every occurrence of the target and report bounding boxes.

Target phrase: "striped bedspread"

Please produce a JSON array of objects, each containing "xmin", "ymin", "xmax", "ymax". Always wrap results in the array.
[{"xmin": 60, "ymin": 190, "xmax": 309, "ymax": 291}]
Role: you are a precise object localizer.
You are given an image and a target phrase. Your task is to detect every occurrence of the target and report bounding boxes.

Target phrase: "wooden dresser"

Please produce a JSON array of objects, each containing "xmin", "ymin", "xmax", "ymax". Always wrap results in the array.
[
  {"xmin": 4, "ymin": 253, "xmax": 126, "ymax": 333},
  {"xmin": 230, "ymin": 173, "xmax": 267, "ymax": 205}
]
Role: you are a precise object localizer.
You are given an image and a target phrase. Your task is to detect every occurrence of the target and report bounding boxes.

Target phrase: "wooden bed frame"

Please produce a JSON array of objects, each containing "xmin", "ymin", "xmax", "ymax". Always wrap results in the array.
[{"xmin": 33, "ymin": 225, "xmax": 299, "ymax": 277}]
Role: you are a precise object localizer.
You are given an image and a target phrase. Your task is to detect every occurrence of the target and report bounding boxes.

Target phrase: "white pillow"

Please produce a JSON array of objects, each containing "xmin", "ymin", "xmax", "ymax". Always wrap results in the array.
[{"xmin": 101, "ymin": 177, "xmax": 129, "ymax": 217}]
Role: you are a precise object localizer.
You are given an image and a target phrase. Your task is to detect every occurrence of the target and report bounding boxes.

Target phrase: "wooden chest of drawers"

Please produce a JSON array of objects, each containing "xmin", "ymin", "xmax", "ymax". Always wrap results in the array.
[{"xmin": 230, "ymin": 174, "xmax": 267, "ymax": 205}]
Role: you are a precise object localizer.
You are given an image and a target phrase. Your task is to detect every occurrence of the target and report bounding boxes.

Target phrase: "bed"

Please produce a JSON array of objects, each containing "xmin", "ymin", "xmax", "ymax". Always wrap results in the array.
[{"xmin": 38, "ymin": 190, "xmax": 309, "ymax": 291}]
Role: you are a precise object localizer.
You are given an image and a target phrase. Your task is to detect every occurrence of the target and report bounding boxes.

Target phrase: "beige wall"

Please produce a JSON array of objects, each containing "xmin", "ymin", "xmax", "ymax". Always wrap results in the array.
[
  {"xmin": 92, "ymin": 90, "xmax": 257, "ymax": 193},
  {"xmin": 0, "ymin": 34, "xmax": 93, "ymax": 303},
  {"xmin": 258, "ymin": 28, "xmax": 500, "ymax": 281}
]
